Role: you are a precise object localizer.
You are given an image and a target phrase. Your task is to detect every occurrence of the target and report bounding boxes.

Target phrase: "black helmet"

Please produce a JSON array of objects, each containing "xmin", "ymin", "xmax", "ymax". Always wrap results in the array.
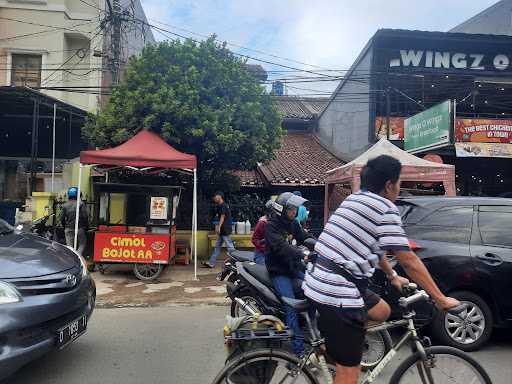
[{"xmin": 271, "ymin": 192, "xmax": 308, "ymax": 219}]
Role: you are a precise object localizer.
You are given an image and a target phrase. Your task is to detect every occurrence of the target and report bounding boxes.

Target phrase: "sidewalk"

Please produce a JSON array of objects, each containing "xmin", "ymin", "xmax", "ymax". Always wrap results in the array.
[{"xmin": 93, "ymin": 261, "xmax": 230, "ymax": 308}]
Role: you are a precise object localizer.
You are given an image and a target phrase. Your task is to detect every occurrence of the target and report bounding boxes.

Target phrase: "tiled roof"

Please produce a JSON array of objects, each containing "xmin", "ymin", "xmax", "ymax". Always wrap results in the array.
[
  {"xmin": 231, "ymin": 169, "xmax": 265, "ymax": 187},
  {"xmin": 258, "ymin": 132, "xmax": 343, "ymax": 185},
  {"xmin": 273, "ymin": 96, "xmax": 329, "ymax": 120}
]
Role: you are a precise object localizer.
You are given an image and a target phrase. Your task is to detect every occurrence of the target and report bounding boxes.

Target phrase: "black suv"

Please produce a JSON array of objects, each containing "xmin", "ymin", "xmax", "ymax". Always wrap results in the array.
[{"xmin": 384, "ymin": 196, "xmax": 512, "ymax": 351}]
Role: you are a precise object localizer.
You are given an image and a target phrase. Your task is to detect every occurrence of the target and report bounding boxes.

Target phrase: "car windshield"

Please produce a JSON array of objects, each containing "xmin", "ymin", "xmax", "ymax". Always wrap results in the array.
[{"xmin": 0, "ymin": 218, "xmax": 14, "ymax": 235}]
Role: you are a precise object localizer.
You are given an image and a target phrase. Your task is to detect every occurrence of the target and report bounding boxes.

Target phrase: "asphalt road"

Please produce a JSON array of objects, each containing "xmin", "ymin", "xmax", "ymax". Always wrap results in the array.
[{"xmin": 6, "ymin": 306, "xmax": 512, "ymax": 384}]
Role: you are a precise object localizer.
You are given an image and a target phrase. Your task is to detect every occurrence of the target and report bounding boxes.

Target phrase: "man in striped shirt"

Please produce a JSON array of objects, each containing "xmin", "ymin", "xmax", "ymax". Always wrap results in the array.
[{"xmin": 304, "ymin": 155, "xmax": 460, "ymax": 384}]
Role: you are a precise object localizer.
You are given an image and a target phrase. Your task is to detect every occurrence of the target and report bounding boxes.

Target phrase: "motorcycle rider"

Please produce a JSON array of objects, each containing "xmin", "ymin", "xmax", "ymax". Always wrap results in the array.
[
  {"xmin": 61, "ymin": 187, "xmax": 89, "ymax": 256},
  {"xmin": 251, "ymin": 200, "xmax": 274, "ymax": 265},
  {"xmin": 265, "ymin": 192, "xmax": 313, "ymax": 357},
  {"xmin": 303, "ymin": 155, "xmax": 461, "ymax": 384}
]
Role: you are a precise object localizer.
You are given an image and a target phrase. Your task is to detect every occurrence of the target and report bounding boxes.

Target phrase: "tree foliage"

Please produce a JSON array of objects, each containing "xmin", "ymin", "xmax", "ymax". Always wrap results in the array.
[{"xmin": 83, "ymin": 37, "xmax": 283, "ymax": 184}]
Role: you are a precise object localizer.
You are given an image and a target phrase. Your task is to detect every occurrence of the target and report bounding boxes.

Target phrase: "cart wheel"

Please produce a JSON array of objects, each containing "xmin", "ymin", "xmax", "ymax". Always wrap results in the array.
[
  {"xmin": 98, "ymin": 263, "xmax": 105, "ymax": 274},
  {"xmin": 133, "ymin": 263, "xmax": 164, "ymax": 281},
  {"xmin": 87, "ymin": 262, "xmax": 96, "ymax": 272}
]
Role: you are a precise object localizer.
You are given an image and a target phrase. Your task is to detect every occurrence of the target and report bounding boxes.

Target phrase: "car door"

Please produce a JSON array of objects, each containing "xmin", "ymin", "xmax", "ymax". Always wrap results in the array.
[
  {"xmin": 403, "ymin": 205, "xmax": 474, "ymax": 293},
  {"xmin": 470, "ymin": 205, "xmax": 512, "ymax": 321}
]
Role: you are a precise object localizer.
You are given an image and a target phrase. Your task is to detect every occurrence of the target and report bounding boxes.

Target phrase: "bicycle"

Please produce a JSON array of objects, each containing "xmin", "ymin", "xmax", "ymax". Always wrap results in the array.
[{"xmin": 211, "ymin": 283, "xmax": 492, "ymax": 384}]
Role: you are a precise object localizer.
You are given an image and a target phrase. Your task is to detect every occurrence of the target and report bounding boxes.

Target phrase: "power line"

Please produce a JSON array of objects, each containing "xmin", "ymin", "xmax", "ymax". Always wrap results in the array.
[
  {"xmin": 0, "ymin": 16, "xmax": 96, "ymax": 33},
  {"xmin": 0, "ymin": 20, "xmax": 96, "ymax": 42},
  {"xmin": 146, "ymin": 17, "xmax": 332, "ymax": 71}
]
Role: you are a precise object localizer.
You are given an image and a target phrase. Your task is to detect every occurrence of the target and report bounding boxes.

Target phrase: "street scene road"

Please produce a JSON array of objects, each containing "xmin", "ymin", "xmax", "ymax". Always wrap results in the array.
[
  {"xmin": 7, "ymin": 305, "xmax": 512, "ymax": 384},
  {"xmin": 3, "ymin": 1, "xmax": 512, "ymax": 384}
]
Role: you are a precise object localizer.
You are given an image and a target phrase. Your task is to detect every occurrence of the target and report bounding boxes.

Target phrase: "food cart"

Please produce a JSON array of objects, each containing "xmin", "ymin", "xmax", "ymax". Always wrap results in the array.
[
  {"xmin": 92, "ymin": 182, "xmax": 183, "ymax": 280},
  {"xmin": 73, "ymin": 130, "xmax": 199, "ymax": 280}
]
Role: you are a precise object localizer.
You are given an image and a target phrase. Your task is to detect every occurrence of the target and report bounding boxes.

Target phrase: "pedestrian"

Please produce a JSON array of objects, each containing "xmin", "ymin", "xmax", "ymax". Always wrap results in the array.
[
  {"xmin": 251, "ymin": 200, "xmax": 273, "ymax": 265},
  {"xmin": 61, "ymin": 187, "xmax": 89, "ymax": 256},
  {"xmin": 203, "ymin": 191, "xmax": 234, "ymax": 268}
]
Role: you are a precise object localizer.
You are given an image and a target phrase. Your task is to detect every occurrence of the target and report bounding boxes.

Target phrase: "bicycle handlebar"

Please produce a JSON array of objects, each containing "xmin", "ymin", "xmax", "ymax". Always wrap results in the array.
[{"xmin": 398, "ymin": 289, "xmax": 430, "ymax": 308}]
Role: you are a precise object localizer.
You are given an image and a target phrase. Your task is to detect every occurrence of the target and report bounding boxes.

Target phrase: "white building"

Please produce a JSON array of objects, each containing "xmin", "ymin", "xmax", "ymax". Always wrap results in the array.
[{"xmin": 0, "ymin": 0, "xmax": 154, "ymax": 112}]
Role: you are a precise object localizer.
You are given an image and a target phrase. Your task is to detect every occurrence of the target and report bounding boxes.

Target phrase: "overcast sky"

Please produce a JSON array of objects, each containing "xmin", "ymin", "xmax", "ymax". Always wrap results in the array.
[{"xmin": 139, "ymin": 0, "xmax": 499, "ymax": 94}]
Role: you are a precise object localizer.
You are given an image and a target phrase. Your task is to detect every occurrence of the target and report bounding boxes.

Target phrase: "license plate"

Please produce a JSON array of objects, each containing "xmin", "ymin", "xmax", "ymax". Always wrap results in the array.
[{"xmin": 56, "ymin": 315, "xmax": 87, "ymax": 348}]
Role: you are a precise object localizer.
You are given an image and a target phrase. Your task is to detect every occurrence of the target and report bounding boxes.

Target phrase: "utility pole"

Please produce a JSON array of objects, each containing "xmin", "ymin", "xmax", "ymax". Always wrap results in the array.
[
  {"xmin": 386, "ymin": 87, "xmax": 391, "ymax": 140},
  {"xmin": 105, "ymin": 0, "xmax": 122, "ymax": 85}
]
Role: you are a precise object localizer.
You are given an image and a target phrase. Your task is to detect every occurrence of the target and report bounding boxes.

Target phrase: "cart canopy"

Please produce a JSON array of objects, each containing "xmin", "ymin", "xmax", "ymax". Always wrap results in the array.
[{"xmin": 80, "ymin": 130, "xmax": 197, "ymax": 169}]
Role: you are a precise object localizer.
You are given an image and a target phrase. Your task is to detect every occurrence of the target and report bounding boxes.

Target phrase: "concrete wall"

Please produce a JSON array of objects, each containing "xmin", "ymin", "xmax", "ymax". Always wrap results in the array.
[{"xmin": 316, "ymin": 49, "xmax": 373, "ymax": 159}]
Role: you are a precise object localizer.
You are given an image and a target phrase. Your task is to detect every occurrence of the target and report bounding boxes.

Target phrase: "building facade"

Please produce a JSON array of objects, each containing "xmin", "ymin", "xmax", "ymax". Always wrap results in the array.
[
  {"xmin": 317, "ymin": 29, "xmax": 512, "ymax": 196},
  {"xmin": 0, "ymin": 0, "xmax": 154, "ymax": 112}
]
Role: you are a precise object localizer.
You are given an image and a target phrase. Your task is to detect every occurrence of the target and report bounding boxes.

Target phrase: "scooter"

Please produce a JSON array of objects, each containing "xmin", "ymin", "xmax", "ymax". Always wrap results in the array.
[
  {"xmin": 31, "ymin": 214, "xmax": 55, "ymax": 240},
  {"xmin": 226, "ymin": 242, "xmax": 392, "ymax": 370}
]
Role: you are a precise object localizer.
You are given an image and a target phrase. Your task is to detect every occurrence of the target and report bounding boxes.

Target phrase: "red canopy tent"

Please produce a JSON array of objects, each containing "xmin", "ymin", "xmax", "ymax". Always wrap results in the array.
[{"xmin": 73, "ymin": 130, "xmax": 200, "ymax": 278}]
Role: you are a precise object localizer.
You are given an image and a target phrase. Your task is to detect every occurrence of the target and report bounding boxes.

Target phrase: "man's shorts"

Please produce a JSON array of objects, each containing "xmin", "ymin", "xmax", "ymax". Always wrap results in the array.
[{"xmin": 314, "ymin": 289, "xmax": 381, "ymax": 367}]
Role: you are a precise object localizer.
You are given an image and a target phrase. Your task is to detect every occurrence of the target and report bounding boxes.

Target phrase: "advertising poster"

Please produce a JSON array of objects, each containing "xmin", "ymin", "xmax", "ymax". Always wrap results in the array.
[
  {"xmin": 455, "ymin": 119, "xmax": 512, "ymax": 143},
  {"xmin": 375, "ymin": 117, "xmax": 405, "ymax": 140},
  {"xmin": 404, "ymin": 100, "xmax": 452, "ymax": 153},
  {"xmin": 150, "ymin": 196, "xmax": 168, "ymax": 220},
  {"xmin": 455, "ymin": 142, "xmax": 512, "ymax": 158}
]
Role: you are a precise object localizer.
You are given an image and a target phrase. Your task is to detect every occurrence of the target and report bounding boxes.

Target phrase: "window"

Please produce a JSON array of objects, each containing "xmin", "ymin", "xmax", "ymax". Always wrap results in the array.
[
  {"xmin": 406, "ymin": 206, "xmax": 473, "ymax": 243},
  {"xmin": 11, "ymin": 54, "xmax": 42, "ymax": 87},
  {"xmin": 478, "ymin": 206, "xmax": 512, "ymax": 248}
]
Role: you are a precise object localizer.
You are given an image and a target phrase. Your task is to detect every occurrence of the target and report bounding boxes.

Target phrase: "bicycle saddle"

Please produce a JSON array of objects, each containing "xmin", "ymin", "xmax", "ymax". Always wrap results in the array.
[{"xmin": 281, "ymin": 297, "xmax": 309, "ymax": 312}]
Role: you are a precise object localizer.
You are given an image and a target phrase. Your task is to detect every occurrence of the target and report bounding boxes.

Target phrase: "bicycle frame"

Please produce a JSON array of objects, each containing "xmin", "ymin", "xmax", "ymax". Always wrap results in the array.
[{"xmin": 361, "ymin": 314, "xmax": 427, "ymax": 384}]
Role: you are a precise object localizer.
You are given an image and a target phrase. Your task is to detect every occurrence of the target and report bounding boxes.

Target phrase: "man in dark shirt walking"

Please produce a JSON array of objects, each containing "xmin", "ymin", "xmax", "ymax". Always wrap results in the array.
[
  {"xmin": 61, "ymin": 187, "xmax": 89, "ymax": 256},
  {"xmin": 203, "ymin": 191, "xmax": 234, "ymax": 268}
]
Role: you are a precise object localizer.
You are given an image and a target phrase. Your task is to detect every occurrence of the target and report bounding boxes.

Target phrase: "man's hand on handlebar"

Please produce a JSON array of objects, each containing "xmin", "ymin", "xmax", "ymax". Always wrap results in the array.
[{"xmin": 390, "ymin": 275, "xmax": 410, "ymax": 292}]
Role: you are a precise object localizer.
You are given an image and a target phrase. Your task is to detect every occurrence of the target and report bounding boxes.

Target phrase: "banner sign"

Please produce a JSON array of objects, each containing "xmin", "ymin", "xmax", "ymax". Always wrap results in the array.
[
  {"xmin": 375, "ymin": 117, "xmax": 405, "ymax": 140},
  {"xmin": 94, "ymin": 233, "xmax": 170, "ymax": 264},
  {"xmin": 455, "ymin": 142, "xmax": 512, "ymax": 158},
  {"xmin": 404, "ymin": 100, "xmax": 452, "ymax": 153},
  {"xmin": 455, "ymin": 119, "xmax": 512, "ymax": 144},
  {"xmin": 389, "ymin": 50, "xmax": 512, "ymax": 73}
]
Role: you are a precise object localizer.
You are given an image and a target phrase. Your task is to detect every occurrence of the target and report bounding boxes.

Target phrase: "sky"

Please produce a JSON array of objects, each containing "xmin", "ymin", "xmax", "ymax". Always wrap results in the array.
[{"xmin": 139, "ymin": 0, "xmax": 499, "ymax": 95}]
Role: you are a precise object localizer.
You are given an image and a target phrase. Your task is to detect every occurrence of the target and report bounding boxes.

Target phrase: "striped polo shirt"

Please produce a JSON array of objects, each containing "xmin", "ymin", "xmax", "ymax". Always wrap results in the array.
[{"xmin": 303, "ymin": 191, "xmax": 410, "ymax": 308}]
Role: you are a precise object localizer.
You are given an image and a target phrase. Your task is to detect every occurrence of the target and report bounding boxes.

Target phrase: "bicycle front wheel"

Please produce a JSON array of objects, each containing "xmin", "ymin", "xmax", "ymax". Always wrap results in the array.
[
  {"xmin": 211, "ymin": 348, "xmax": 320, "ymax": 384},
  {"xmin": 390, "ymin": 346, "xmax": 492, "ymax": 384}
]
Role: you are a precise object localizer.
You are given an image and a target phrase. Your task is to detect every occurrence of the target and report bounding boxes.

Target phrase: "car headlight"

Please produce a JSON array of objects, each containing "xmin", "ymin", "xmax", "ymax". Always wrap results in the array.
[
  {"xmin": 66, "ymin": 246, "xmax": 89, "ymax": 278},
  {"xmin": 0, "ymin": 281, "xmax": 22, "ymax": 304}
]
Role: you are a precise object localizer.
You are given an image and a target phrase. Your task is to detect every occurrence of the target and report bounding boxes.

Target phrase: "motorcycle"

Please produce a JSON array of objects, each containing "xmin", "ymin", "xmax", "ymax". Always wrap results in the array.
[
  {"xmin": 31, "ymin": 214, "xmax": 55, "ymax": 240},
  {"xmin": 225, "ymin": 240, "xmax": 392, "ymax": 370}
]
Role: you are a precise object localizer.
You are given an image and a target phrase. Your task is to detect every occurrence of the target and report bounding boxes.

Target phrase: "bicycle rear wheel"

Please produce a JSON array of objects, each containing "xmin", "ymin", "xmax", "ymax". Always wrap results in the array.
[
  {"xmin": 390, "ymin": 346, "xmax": 492, "ymax": 384},
  {"xmin": 212, "ymin": 348, "xmax": 320, "ymax": 384}
]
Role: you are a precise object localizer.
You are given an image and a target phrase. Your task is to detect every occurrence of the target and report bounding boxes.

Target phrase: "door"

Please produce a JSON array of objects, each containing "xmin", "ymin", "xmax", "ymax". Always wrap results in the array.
[{"xmin": 471, "ymin": 205, "xmax": 512, "ymax": 321}]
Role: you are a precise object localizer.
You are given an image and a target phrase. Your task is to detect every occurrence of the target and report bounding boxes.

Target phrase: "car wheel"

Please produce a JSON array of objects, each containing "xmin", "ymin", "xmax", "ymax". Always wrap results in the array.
[{"xmin": 432, "ymin": 291, "xmax": 493, "ymax": 352}]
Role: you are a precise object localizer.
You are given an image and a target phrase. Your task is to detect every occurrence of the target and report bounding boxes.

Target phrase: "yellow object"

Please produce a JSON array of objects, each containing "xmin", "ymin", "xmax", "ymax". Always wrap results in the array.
[
  {"xmin": 109, "ymin": 193, "xmax": 127, "ymax": 224},
  {"xmin": 31, "ymin": 192, "xmax": 56, "ymax": 221}
]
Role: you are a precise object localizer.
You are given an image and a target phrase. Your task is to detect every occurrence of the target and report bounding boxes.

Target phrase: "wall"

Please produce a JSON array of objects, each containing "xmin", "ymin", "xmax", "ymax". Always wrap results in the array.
[
  {"xmin": 450, "ymin": 1, "xmax": 512, "ymax": 36},
  {"xmin": 0, "ymin": 1, "xmax": 102, "ymax": 111},
  {"xmin": 0, "ymin": 0, "xmax": 154, "ymax": 112},
  {"xmin": 317, "ymin": 49, "xmax": 373, "ymax": 159}
]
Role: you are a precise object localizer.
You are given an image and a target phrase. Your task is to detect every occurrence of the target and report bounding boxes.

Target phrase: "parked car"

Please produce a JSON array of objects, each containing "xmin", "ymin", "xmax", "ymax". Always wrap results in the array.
[
  {"xmin": 0, "ymin": 218, "xmax": 96, "ymax": 380},
  {"xmin": 377, "ymin": 196, "xmax": 512, "ymax": 352}
]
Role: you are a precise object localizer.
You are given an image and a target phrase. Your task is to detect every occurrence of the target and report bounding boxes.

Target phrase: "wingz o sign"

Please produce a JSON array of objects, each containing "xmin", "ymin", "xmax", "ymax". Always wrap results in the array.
[{"xmin": 390, "ymin": 50, "xmax": 512, "ymax": 71}]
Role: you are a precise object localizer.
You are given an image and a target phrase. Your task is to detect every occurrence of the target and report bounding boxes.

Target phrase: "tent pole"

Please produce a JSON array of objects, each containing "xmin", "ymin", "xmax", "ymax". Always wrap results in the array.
[
  {"xmin": 51, "ymin": 103, "xmax": 56, "ymax": 193},
  {"xmin": 193, "ymin": 168, "xmax": 198, "ymax": 280},
  {"xmin": 73, "ymin": 163, "xmax": 83, "ymax": 250}
]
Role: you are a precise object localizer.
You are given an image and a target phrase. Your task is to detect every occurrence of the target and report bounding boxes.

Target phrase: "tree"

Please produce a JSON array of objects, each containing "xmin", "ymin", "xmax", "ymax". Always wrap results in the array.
[{"xmin": 83, "ymin": 37, "xmax": 283, "ymax": 185}]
